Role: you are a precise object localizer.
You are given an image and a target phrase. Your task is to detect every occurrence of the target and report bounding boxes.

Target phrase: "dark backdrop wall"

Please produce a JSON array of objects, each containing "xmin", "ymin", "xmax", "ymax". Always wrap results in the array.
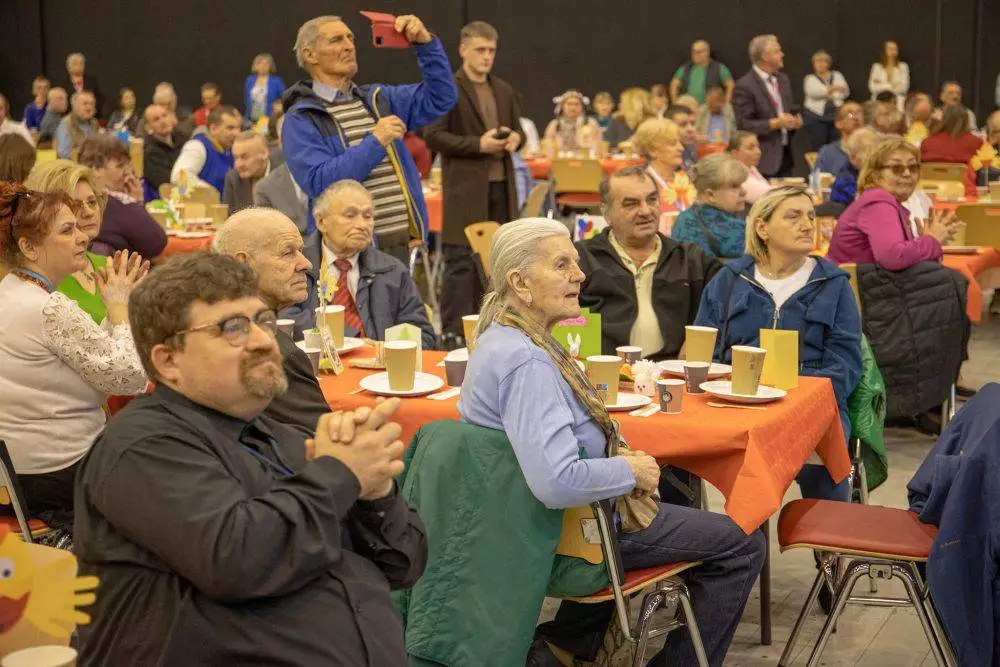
[{"xmin": 3, "ymin": 0, "xmax": 998, "ymax": 132}]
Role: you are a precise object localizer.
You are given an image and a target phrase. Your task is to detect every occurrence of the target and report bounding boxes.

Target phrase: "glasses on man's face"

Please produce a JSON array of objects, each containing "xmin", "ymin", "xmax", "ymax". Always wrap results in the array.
[
  {"xmin": 882, "ymin": 163, "xmax": 920, "ymax": 176},
  {"xmin": 171, "ymin": 309, "xmax": 278, "ymax": 347}
]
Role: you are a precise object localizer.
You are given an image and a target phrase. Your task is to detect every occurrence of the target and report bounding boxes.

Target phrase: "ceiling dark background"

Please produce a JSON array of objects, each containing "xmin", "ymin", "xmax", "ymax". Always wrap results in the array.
[{"xmin": 3, "ymin": 0, "xmax": 998, "ymax": 129}]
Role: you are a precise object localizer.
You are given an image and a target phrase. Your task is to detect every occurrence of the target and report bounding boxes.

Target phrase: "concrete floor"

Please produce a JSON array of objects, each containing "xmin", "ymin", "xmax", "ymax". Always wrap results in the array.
[{"xmin": 541, "ymin": 316, "xmax": 1000, "ymax": 666}]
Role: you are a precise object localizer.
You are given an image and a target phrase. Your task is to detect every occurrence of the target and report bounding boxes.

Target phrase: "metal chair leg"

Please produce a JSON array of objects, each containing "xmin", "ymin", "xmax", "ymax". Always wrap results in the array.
[
  {"xmin": 631, "ymin": 589, "xmax": 666, "ymax": 667},
  {"xmin": 895, "ymin": 564, "xmax": 951, "ymax": 667},
  {"xmin": 806, "ymin": 560, "xmax": 870, "ymax": 666},
  {"xmin": 777, "ymin": 569, "xmax": 826, "ymax": 666},
  {"xmin": 676, "ymin": 585, "xmax": 710, "ymax": 667},
  {"xmin": 760, "ymin": 518, "xmax": 772, "ymax": 645},
  {"xmin": 941, "ymin": 384, "xmax": 957, "ymax": 427}
]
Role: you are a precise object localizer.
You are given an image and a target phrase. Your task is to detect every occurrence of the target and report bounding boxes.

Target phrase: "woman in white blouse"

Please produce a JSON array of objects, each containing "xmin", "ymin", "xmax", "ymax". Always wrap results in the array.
[
  {"xmin": 0, "ymin": 184, "xmax": 148, "ymax": 529},
  {"xmin": 803, "ymin": 50, "xmax": 850, "ymax": 152},
  {"xmin": 868, "ymin": 40, "xmax": 910, "ymax": 111}
]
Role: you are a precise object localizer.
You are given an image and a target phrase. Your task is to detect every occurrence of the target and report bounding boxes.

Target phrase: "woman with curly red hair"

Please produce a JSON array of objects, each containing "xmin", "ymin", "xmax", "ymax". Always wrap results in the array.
[{"xmin": 0, "ymin": 183, "xmax": 148, "ymax": 532}]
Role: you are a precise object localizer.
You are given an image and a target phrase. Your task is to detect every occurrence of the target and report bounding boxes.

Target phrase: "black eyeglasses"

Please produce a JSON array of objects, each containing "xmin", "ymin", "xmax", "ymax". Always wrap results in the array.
[
  {"xmin": 882, "ymin": 163, "xmax": 920, "ymax": 175},
  {"xmin": 170, "ymin": 309, "xmax": 278, "ymax": 347}
]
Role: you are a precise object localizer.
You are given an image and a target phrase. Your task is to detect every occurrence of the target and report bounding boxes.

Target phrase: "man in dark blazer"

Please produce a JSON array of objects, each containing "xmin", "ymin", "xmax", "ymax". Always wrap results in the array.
[
  {"xmin": 731, "ymin": 35, "xmax": 802, "ymax": 178},
  {"xmin": 61, "ymin": 52, "xmax": 103, "ymax": 119},
  {"xmin": 423, "ymin": 21, "xmax": 522, "ymax": 339}
]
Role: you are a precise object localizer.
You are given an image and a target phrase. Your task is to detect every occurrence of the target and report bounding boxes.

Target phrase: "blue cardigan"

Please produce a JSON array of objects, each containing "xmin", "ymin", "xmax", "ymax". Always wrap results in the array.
[
  {"xmin": 243, "ymin": 74, "xmax": 286, "ymax": 120},
  {"xmin": 694, "ymin": 254, "xmax": 862, "ymax": 441},
  {"xmin": 908, "ymin": 383, "xmax": 1000, "ymax": 667}
]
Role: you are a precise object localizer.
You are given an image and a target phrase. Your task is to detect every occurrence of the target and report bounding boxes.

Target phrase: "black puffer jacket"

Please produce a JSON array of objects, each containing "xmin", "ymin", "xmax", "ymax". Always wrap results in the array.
[{"xmin": 857, "ymin": 261, "xmax": 970, "ymax": 419}]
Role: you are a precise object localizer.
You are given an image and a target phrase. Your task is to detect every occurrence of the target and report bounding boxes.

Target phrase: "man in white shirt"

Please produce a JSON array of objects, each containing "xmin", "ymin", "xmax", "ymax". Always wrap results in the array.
[
  {"xmin": 285, "ymin": 179, "xmax": 436, "ymax": 347},
  {"xmin": 223, "ymin": 131, "xmax": 273, "ymax": 213},
  {"xmin": 170, "ymin": 105, "xmax": 241, "ymax": 194},
  {"xmin": 0, "ymin": 94, "xmax": 34, "ymax": 145}
]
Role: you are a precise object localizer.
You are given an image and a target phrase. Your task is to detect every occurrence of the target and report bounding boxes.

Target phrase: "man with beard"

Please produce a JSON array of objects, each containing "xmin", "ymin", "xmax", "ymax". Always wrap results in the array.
[
  {"xmin": 576, "ymin": 165, "xmax": 722, "ymax": 361},
  {"xmin": 214, "ymin": 207, "xmax": 329, "ymax": 436},
  {"xmin": 73, "ymin": 252, "xmax": 427, "ymax": 665}
]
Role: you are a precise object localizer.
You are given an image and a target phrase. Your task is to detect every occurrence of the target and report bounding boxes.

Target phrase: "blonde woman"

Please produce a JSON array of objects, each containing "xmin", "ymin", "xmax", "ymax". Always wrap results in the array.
[
  {"xmin": 632, "ymin": 118, "xmax": 695, "ymax": 228},
  {"xmin": 543, "ymin": 90, "xmax": 600, "ymax": 153},
  {"xmin": 605, "ymin": 87, "xmax": 656, "ymax": 149},
  {"xmin": 244, "ymin": 53, "xmax": 286, "ymax": 121}
]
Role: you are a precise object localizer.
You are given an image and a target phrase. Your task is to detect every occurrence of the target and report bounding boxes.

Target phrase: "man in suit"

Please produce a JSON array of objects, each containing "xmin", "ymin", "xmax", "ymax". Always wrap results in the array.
[
  {"xmin": 224, "ymin": 131, "xmax": 275, "ymax": 213},
  {"xmin": 62, "ymin": 52, "xmax": 103, "ymax": 119},
  {"xmin": 255, "ymin": 116, "xmax": 308, "ymax": 235},
  {"xmin": 732, "ymin": 34, "xmax": 802, "ymax": 178},
  {"xmin": 423, "ymin": 21, "xmax": 522, "ymax": 340}
]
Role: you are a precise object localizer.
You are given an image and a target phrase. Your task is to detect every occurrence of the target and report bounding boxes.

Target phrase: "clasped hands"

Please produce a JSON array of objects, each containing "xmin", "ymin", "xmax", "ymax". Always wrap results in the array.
[{"xmin": 620, "ymin": 448, "xmax": 660, "ymax": 500}]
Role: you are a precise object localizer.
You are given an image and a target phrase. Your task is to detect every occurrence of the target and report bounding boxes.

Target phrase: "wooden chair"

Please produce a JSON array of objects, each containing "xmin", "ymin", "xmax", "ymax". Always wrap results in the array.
[
  {"xmin": 920, "ymin": 162, "xmax": 967, "ymax": 183},
  {"xmin": 128, "ymin": 138, "xmax": 144, "ymax": 177},
  {"xmin": 187, "ymin": 185, "xmax": 221, "ymax": 206},
  {"xmin": 521, "ymin": 182, "xmax": 553, "ymax": 219},
  {"xmin": 954, "ymin": 203, "xmax": 1000, "ymax": 249},
  {"xmin": 464, "ymin": 221, "xmax": 500, "ymax": 277},
  {"xmin": 551, "ymin": 502, "xmax": 707, "ymax": 666},
  {"xmin": 158, "ymin": 183, "xmax": 174, "ymax": 201},
  {"xmin": 550, "ymin": 158, "xmax": 604, "ymax": 211},
  {"xmin": 804, "ymin": 152, "xmax": 818, "ymax": 170}
]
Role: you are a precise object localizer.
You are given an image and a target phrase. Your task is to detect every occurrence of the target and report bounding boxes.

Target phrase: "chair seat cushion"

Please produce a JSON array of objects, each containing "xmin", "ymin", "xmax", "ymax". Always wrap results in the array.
[
  {"xmin": 778, "ymin": 499, "xmax": 937, "ymax": 560},
  {"xmin": 567, "ymin": 562, "xmax": 697, "ymax": 602},
  {"xmin": 556, "ymin": 193, "xmax": 602, "ymax": 206},
  {"xmin": 0, "ymin": 515, "xmax": 51, "ymax": 535}
]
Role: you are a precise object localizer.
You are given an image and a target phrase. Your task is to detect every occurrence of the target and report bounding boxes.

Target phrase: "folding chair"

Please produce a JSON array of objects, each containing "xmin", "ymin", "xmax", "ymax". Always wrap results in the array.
[
  {"xmin": 408, "ymin": 239, "xmax": 441, "ymax": 335},
  {"xmin": 463, "ymin": 221, "xmax": 501, "ymax": 288},
  {"xmin": 550, "ymin": 158, "xmax": 604, "ymax": 212},
  {"xmin": 954, "ymin": 203, "xmax": 1000, "ymax": 249},
  {"xmin": 777, "ymin": 499, "xmax": 955, "ymax": 667},
  {"xmin": 521, "ymin": 181, "xmax": 554, "ymax": 218},
  {"xmin": 551, "ymin": 502, "xmax": 707, "ymax": 667},
  {"xmin": 0, "ymin": 441, "xmax": 51, "ymax": 545}
]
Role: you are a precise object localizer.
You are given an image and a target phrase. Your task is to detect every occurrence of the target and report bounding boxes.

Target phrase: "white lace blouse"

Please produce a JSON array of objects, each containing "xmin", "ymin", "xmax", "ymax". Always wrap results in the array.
[{"xmin": 0, "ymin": 274, "xmax": 148, "ymax": 475}]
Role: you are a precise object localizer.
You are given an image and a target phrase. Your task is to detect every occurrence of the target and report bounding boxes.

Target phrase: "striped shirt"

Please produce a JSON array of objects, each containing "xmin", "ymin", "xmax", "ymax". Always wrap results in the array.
[{"xmin": 325, "ymin": 99, "xmax": 412, "ymax": 237}]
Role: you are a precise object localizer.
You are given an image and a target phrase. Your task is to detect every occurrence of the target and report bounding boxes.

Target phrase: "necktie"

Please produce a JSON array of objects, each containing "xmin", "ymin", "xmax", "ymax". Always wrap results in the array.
[
  {"xmin": 767, "ymin": 76, "xmax": 783, "ymax": 112},
  {"xmin": 332, "ymin": 258, "xmax": 366, "ymax": 338}
]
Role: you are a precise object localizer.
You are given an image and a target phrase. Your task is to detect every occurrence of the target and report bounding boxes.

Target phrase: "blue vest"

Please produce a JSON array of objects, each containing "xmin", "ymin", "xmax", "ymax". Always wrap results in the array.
[{"xmin": 193, "ymin": 134, "xmax": 233, "ymax": 193}]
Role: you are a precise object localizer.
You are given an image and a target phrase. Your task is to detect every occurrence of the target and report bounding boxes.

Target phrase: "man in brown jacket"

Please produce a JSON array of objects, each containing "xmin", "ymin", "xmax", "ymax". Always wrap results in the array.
[{"xmin": 424, "ymin": 21, "xmax": 522, "ymax": 339}]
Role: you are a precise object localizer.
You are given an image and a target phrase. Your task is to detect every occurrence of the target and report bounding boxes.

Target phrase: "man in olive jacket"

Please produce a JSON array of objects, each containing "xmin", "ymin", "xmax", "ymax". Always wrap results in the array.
[
  {"xmin": 423, "ymin": 21, "xmax": 521, "ymax": 338},
  {"xmin": 577, "ymin": 166, "xmax": 721, "ymax": 361}
]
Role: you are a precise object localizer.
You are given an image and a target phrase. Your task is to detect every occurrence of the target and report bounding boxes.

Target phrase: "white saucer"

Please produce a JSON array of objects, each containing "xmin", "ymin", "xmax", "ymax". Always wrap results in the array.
[
  {"xmin": 172, "ymin": 231, "xmax": 212, "ymax": 238},
  {"xmin": 296, "ymin": 337, "xmax": 366, "ymax": 355},
  {"xmin": 605, "ymin": 392, "xmax": 652, "ymax": 412},
  {"xmin": 359, "ymin": 372, "xmax": 444, "ymax": 397},
  {"xmin": 658, "ymin": 360, "xmax": 732, "ymax": 379},
  {"xmin": 699, "ymin": 380, "xmax": 787, "ymax": 404}
]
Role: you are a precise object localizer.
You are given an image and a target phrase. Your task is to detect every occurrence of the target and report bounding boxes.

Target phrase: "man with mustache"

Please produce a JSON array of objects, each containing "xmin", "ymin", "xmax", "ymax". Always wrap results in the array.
[
  {"xmin": 287, "ymin": 179, "xmax": 436, "ymax": 348},
  {"xmin": 214, "ymin": 207, "xmax": 329, "ymax": 437},
  {"xmin": 74, "ymin": 252, "xmax": 427, "ymax": 665},
  {"xmin": 577, "ymin": 165, "xmax": 722, "ymax": 361}
]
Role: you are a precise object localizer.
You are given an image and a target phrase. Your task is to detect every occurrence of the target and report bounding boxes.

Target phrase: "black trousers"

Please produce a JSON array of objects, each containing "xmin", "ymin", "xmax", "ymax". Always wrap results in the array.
[
  {"xmin": 764, "ymin": 144, "xmax": 795, "ymax": 179},
  {"xmin": 17, "ymin": 459, "xmax": 80, "ymax": 532},
  {"xmin": 376, "ymin": 228, "xmax": 413, "ymax": 266},
  {"xmin": 441, "ymin": 182, "xmax": 510, "ymax": 336},
  {"xmin": 802, "ymin": 110, "xmax": 839, "ymax": 153}
]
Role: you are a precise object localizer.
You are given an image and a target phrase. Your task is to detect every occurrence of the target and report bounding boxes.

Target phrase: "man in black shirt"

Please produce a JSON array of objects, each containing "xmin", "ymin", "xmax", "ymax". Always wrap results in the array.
[
  {"xmin": 74, "ymin": 253, "xmax": 426, "ymax": 666},
  {"xmin": 142, "ymin": 104, "xmax": 183, "ymax": 196},
  {"xmin": 213, "ymin": 207, "xmax": 328, "ymax": 436}
]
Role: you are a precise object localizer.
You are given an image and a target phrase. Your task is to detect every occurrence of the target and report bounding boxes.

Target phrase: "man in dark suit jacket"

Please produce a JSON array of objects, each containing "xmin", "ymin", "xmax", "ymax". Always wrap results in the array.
[
  {"xmin": 61, "ymin": 52, "xmax": 103, "ymax": 119},
  {"xmin": 223, "ymin": 131, "xmax": 276, "ymax": 214},
  {"xmin": 731, "ymin": 35, "xmax": 802, "ymax": 178},
  {"xmin": 423, "ymin": 21, "xmax": 522, "ymax": 339}
]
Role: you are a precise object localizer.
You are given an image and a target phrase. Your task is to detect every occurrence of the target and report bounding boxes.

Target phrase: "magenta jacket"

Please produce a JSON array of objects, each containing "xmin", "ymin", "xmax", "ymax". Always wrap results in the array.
[{"xmin": 826, "ymin": 188, "xmax": 942, "ymax": 270}]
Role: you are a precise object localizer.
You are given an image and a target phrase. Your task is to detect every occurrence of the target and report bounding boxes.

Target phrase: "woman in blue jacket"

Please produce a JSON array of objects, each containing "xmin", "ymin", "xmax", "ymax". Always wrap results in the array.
[
  {"xmin": 695, "ymin": 185, "xmax": 862, "ymax": 501},
  {"xmin": 244, "ymin": 53, "xmax": 286, "ymax": 122}
]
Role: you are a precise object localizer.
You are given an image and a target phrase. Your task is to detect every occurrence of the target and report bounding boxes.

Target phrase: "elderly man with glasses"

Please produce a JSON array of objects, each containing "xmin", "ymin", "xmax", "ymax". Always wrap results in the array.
[{"xmin": 74, "ymin": 252, "xmax": 427, "ymax": 665}]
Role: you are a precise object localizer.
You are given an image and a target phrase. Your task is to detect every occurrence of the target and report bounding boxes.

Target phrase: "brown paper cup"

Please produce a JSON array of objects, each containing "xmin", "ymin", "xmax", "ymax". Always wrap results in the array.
[
  {"xmin": 731, "ymin": 345, "xmax": 767, "ymax": 395},
  {"xmin": 684, "ymin": 326, "xmax": 717, "ymax": 363},
  {"xmin": 315, "ymin": 305, "xmax": 345, "ymax": 347},
  {"xmin": 683, "ymin": 362, "xmax": 710, "ymax": 393},
  {"xmin": 587, "ymin": 355, "xmax": 622, "ymax": 405},
  {"xmin": 462, "ymin": 315, "xmax": 479, "ymax": 351},
  {"xmin": 616, "ymin": 346, "xmax": 643, "ymax": 364},
  {"xmin": 384, "ymin": 341, "xmax": 418, "ymax": 391},
  {"xmin": 301, "ymin": 347, "xmax": 321, "ymax": 375},
  {"xmin": 276, "ymin": 319, "xmax": 295, "ymax": 337},
  {"xmin": 657, "ymin": 379, "xmax": 685, "ymax": 413}
]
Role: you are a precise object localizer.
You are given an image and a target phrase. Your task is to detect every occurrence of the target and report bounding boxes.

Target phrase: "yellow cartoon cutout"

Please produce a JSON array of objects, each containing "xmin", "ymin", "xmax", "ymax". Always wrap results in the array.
[{"xmin": 0, "ymin": 526, "xmax": 98, "ymax": 655}]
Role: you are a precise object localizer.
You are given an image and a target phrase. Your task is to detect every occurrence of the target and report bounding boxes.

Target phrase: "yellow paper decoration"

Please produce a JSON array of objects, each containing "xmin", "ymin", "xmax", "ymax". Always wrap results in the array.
[
  {"xmin": 760, "ymin": 329, "xmax": 799, "ymax": 390},
  {"xmin": 970, "ymin": 141, "xmax": 997, "ymax": 172},
  {"xmin": 904, "ymin": 121, "xmax": 929, "ymax": 147},
  {"xmin": 661, "ymin": 172, "xmax": 696, "ymax": 211}
]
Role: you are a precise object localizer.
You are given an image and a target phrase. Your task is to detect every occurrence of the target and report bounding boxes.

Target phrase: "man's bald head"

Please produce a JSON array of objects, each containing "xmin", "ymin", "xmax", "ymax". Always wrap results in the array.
[{"xmin": 214, "ymin": 208, "xmax": 312, "ymax": 311}]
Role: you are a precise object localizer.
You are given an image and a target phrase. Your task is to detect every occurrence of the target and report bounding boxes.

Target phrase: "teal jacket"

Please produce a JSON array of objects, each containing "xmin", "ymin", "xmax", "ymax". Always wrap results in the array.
[{"xmin": 395, "ymin": 421, "xmax": 605, "ymax": 667}]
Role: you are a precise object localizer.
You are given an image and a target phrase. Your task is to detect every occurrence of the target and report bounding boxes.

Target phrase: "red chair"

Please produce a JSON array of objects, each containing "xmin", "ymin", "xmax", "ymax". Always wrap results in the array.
[{"xmin": 776, "ymin": 499, "xmax": 955, "ymax": 666}]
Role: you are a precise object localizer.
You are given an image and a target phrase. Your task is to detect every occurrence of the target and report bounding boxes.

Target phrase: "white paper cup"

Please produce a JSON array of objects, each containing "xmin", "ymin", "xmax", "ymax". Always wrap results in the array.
[
  {"xmin": 2, "ymin": 646, "xmax": 78, "ymax": 667},
  {"xmin": 303, "ymin": 329, "xmax": 323, "ymax": 349}
]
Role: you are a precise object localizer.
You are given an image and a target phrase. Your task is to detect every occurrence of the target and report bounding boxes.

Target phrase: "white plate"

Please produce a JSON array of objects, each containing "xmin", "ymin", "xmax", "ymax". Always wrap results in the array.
[
  {"xmin": 605, "ymin": 392, "xmax": 652, "ymax": 412},
  {"xmin": 359, "ymin": 372, "xmax": 444, "ymax": 397},
  {"xmin": 657, "ymin": 360, "xmax": 733, "ymax": 379},
  {"xmin": 296, "ymin": 337, "xmax": 366, "ymax": 355},
  {"xmin": 699, "ymin": 380, "xmax": 787, "ymax": 404},
  {"xmin": 171, "ymin": 231, "xmax": 212, "ymax": 239}
]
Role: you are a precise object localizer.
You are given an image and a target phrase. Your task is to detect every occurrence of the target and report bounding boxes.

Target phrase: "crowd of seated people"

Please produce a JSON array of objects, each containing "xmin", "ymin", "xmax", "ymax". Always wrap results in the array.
[{"xmin": 2, "ymin": 15, "xmax": 1000, "ymax": 667}]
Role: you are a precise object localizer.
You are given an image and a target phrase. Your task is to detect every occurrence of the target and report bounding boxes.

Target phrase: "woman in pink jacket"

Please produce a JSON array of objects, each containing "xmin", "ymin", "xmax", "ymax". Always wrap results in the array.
[{"xmin": 827, "ymin": 138, "xmax": 961, "ymax": 270}]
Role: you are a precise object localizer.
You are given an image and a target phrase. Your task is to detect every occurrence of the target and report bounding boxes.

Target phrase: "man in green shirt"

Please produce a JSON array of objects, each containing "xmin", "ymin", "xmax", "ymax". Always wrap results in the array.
[{"xmin": 670, "ymin": 40, "xmax": 734, "ymax": 105}]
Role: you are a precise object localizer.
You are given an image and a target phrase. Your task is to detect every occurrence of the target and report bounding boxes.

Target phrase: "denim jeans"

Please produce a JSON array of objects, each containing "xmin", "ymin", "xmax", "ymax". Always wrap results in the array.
[
  {"xmin": 796, "ymin": 462, "xmax": 850, "ymax": 502},
  {"xmin": 537, "ymin": 502, "xmax": 767, "ymax": 666}
]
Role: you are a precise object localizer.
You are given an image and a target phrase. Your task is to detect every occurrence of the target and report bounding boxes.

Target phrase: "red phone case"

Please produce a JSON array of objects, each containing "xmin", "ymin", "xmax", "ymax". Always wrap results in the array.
[{"xmin": 360, "ymin": 11, "xmax": 410, "ymax": 49}]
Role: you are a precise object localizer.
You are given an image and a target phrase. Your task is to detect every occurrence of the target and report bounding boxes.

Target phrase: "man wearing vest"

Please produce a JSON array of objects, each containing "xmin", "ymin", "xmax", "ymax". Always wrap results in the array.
[
  {"xmin": 669, "ymin": 40, "xmax": 735, "ymax": 105},
  {"xmin": 170, "ymin": 105, "xmax": 241, "ymax": 194},
  {"xmin": 282, "ymin": 14, "xmax": 458, "ymax": 265}
]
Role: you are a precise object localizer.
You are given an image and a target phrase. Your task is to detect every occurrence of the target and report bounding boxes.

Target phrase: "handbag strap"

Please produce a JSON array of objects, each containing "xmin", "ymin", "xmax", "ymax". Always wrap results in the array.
[{"xmin": 693, "ymin": 206, "xmax": 724, "ymax": 258}]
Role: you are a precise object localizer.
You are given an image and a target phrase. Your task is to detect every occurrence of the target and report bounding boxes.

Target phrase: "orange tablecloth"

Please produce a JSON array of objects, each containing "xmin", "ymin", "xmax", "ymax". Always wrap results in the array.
[
  {"xmin": 162, "ymin": 234, "xmax": 214, "ymax": 258},
  {"xmin": 943, "ymin": 247, "xmax": 1000, "ymax": 322},
  {"xmin": 424, "ymin": 189, "xmax": 442, "ymax": 234},
  {"xmin": 933, "ymin": 195, "xmax": 978, "ymax": 213},
  {"xmin": 320, "ymin": 349, "xmax": 849, "ymax": 533},
  {"xmin": 525, "ymin": 157, "xmax": 644, "ymax": 180}
]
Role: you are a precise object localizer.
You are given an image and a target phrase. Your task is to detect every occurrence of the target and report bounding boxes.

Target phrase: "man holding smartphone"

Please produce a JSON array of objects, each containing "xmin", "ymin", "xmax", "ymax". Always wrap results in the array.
[{"xmin": 424, "ymin": 21, "xmax": 522, "ymax": 341}]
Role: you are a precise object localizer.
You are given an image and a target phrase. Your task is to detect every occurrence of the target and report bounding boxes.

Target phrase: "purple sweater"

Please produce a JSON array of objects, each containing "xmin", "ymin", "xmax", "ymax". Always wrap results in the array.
[
  {"xmin": 91, "ymin": 195, "xmax": 168, "ymax": 260},
  {"xmin": 826, "ymin": 188, "xmax": 942, "ymax": 271}
]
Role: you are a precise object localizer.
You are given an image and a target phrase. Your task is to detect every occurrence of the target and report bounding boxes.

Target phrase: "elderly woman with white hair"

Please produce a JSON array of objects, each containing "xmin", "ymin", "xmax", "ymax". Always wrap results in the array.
[
  {"xmin": 543, "ymin": 90, "xmax": 601, "ymax": 153},
  {"xmin": 670, "ymin": 153, "xmax": 748, "ymax": 258},
  {"xmin": 244, "ymin": 53, "xmax": 286, "ymax": 122},
  {"xmin": 459, "ymin": 217, "xmax": 765, "ymax": 667}
]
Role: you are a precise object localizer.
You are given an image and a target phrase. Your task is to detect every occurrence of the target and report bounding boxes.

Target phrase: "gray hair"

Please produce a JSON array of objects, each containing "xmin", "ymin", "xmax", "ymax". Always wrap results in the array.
[
  {"xmin": 313, "ymin": 179, "xmax": 371, "ymax": 219},
  {"xmin": 691, "ymin": 153, "xmax": 749, "ymax": 193},
  {"xmin": 252, "ymin": 53, "xmax": 277, "ymax": 73},
  {"xmin": 748, "ymin": 34, "xmax": 777, "ymax": 64},
  {"xmin": 476, "ymin": 218, "xmax": 571, "ymax": 338},
  {"xmin": 70, "ymin": 90, "xmax": 95, "ymax": 104},
  {"xmin": 233, "ymin": 130, "xmax": 268, "ymax": 149},
  {"xmin": 66, "ymin": 52, "xmax": 85, "ymax": 68},
  {"xmin": 153, "ymin": 82, "xmax": 177, "ymax": 105},
  {"xmin": 844, "ymin": 126, "xmax": 879, "ymax": 159},
  {"xmin": 599, "ymin": 164, "xmax": 656, "ymax": 212},
  {"xmin": 294, "ymin": 15, "xmax": 343, "ymax": 70},
  {"xmin": 213, "ymin": 207, "xmax": 289, "ymax": 255}
]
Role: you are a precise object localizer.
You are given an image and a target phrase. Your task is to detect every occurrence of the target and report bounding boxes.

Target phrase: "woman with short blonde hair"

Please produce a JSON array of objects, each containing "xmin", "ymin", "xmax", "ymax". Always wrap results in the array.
[
  {"xmin": 670, "ymin": 153, "xmax": 748, "ymax": 258},
  {"xmin": 632, "ymin": 118, "xmax": 694, "ymax": 223},
  {"xmin": 604, "ymin": 88, "xmax": 656, "ymax": 149}
]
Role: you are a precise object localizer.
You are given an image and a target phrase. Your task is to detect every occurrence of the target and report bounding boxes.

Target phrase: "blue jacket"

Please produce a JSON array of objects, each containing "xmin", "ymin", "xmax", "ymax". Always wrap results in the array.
[
  {"xmin": 908, "ymin": 384, "xmax": 1000, "ymax": 667},
  {"xmin": 281, "ymin": 233, "xmax": 437, "ymax": 350},
  {"xmin": 243, "ymin": 74, "xmax": 286, "ymax": 120},
  {"xmin": 281, "ymin": 38, "xmax": 457, "ymax": 238},
  {"xmin": 694, "ymin": 255, "xmax": 862, "ymax": 441}
]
